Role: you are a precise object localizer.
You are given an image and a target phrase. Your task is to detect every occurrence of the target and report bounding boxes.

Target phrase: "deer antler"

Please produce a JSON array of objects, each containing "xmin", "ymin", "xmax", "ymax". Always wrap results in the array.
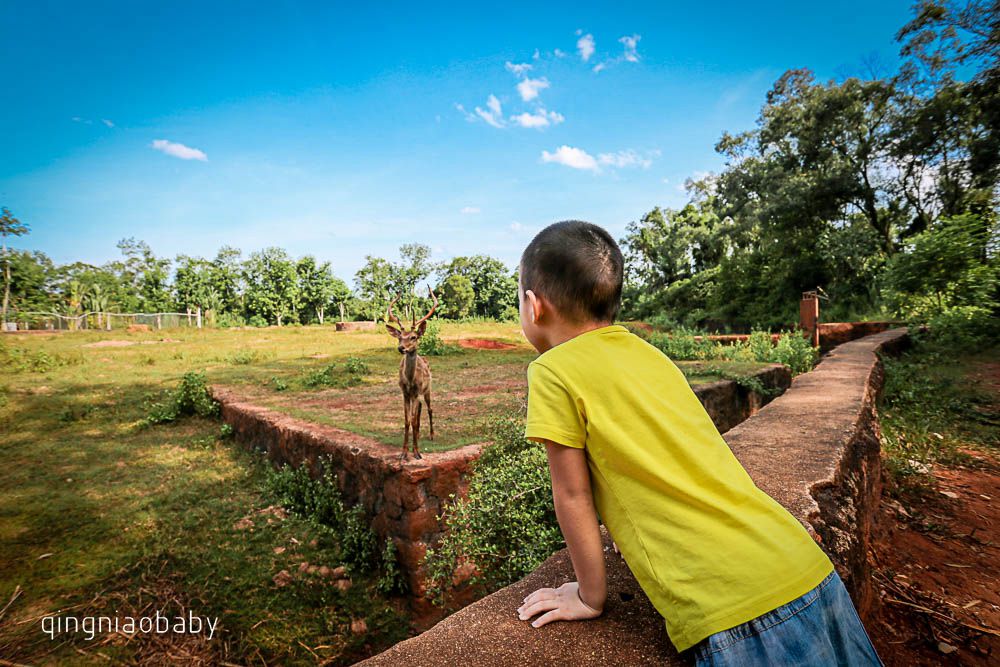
[
  {"xmin": 386, "ymin": 293, "xmax": 404, "ymax": 329},
  {"xmin": 414, "ymin": 286, "xmax": 438, "ymax": 329}
]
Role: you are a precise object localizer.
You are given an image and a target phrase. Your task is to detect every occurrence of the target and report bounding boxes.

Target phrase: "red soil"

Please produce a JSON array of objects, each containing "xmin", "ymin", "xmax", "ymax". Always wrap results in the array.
[
  {"xmin": 457, "ymin": 338, "xmax": 518, "ymax": 350},
  {"xmin": 866, "ymin": 448, "xmax": 1000, "ymax": 665},
  {"xmin": 865, "ymin": 358, "xmax": 1000, "ymax": 666}
]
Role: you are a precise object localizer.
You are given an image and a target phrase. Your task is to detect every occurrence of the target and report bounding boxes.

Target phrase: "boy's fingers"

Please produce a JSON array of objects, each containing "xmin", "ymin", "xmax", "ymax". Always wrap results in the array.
[
  {"xmin": 523, "ymin": 587, "xmax": 554, "ymax": 604},
  {"xmin": 518, "ymin": 598, "xmax": 558, "ymax": 620},
  {"xmin": 531, "ymin": 608, "xmax": 563, "ymax": 628}
]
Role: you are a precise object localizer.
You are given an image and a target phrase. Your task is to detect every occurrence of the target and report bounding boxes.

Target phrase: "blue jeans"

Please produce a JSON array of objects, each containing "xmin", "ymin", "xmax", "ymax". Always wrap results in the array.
[{"xmin": 688, "ymin": 569, "xmax": 884, "ymax": 666}]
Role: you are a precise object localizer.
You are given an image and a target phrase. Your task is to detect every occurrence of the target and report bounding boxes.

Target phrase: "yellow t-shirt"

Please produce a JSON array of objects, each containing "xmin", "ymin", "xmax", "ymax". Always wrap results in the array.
[{"xmin": 524, "ymin": 324, "xmax": 834, "ymax": 653}]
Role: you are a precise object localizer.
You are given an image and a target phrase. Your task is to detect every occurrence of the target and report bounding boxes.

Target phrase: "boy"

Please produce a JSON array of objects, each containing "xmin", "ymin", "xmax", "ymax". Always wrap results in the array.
[{"xmin": 513, "ymin": 221, "xmax": 884, "ymax": 665}]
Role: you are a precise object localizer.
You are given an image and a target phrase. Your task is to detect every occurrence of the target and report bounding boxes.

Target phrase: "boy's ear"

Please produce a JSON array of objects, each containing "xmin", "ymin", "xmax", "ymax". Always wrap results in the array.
[
  {"xmin": 385, "ymin": 323, "xmax": 402, "ymax": 339},
  {"xmin": 525, "ymin": 289, "xmax": 542, "ymax": 324}
]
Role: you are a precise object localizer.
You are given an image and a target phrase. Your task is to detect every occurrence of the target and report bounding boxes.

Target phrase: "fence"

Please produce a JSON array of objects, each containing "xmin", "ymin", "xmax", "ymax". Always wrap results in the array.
[{"xmin": 2, "ymin": 309, "xmax": 203, "ymax": 332}]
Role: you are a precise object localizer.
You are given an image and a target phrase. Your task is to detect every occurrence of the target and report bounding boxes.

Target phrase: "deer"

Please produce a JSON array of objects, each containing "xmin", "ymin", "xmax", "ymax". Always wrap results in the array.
[{"xmin": 384, "ymin": 286, "xmax": 437, "ymax": 460}]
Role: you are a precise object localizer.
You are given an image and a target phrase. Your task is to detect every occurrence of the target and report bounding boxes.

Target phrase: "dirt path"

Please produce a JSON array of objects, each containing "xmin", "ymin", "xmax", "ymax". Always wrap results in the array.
[{"xmin": 866, "ymin": 357, "xmax": 1000, "ymax": 665}]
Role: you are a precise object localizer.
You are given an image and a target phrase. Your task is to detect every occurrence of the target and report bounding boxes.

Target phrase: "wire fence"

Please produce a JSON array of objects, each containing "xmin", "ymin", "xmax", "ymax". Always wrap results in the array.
[{"xmin": 2, "ymin": 310, "xmax": 203, "ymax": 332}]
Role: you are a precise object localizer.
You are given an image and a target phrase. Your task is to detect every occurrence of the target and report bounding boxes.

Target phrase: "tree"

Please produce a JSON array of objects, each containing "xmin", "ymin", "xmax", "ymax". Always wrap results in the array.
[
  {"xmin": 1, "ymin": 207, "xmax": 30, "ymax": 323},
  {"xmin": 882, "ymin": 213, "xmax": 998, "ymax": 315},
  {"xmin": 111, "ymin": 238, "xmax": 172, "ymax": 312},
  {"xmin": 173, "ymin": 255, "xmax": 218, "ymax": 315},
  {"xmin": 296, "ymin": 255, "xmax": 340, "ymax": 324},
  {"xmin": 243, "ymin": 247, "xmax": 298, "ymax": 326},
  {"xmin": 438, "ymin": 274, "xmax": 475, "ymax": 318},
  {"xmin": 435, "ymin": 255, "xmax": 517, "ymax": 318},
  {"xmin": 354, "ymin": 255, "xmax": 394, "ymax": 321}
]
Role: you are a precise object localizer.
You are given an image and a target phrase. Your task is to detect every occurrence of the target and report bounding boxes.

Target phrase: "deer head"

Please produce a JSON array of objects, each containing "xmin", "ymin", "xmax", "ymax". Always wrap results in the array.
[{"xmin": 385, "ymin": 287, "xmax": 438, "ymax": 354}]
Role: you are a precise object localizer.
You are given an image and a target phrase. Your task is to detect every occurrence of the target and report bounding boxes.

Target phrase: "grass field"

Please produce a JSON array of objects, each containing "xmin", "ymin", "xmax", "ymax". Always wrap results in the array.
[{"xmin": 0, "ymin": 322, "xmax": 774, "ymax": 664}]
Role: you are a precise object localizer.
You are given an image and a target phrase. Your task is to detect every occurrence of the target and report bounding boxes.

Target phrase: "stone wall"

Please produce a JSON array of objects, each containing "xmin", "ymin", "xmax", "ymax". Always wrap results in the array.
[
  {"xmin": 211, "ymin": 363, "xmax": 789, "ymax": 603},
  {"xmin": 358, "ymin": 327, "xmax": 910, "ymax": 666}
]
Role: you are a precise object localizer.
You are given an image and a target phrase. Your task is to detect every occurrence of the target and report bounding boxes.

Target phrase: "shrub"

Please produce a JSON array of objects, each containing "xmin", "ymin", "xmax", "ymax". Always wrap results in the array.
[
  {"xmin": 419, "ymin": 320, "xmax": 459, "ymax": 356},
  {"xmin": 248, "ymin": 314, "xmax": 268, "ymax": 328},
  {"xmin": 263, "ymin": 457, "xmax": 405, "ymax": 590},
  {"xmin": 302, "ymin": 362, "xmax": 364, "ymax": 389},
  {"xmin": 144, "ymin": 371, "xmax": 220, "ymax": 426},
  {"xmin": 421, "ymin": 408, "xmax": 562, "ymax": 605}
]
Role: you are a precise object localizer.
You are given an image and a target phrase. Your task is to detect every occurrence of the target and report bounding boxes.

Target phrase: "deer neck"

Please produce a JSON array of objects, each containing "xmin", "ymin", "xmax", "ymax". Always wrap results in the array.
[{"xmin": 403, "ymin": 350, "xmax": 418, "ymax": 385}]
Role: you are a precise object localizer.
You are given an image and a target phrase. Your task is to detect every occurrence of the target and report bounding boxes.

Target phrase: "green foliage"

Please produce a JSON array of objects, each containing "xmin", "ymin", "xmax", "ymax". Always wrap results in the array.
[
  {"xmin": 878, "ymin": 334, "xmax": 999, "ymax": 499},
  {"xmin": 438, "ymin": 274, "xmax": 475, "ymax": 319},
  {"xmin": 263, "ymin": 458, "xmax": 404, "ymax": 591},
  {"xmin": 418, "ymin": 320, "xmax": 460, "ymax": 356},
  {"xmin": 228, "ymin": 350, "xmax": 263, "ymax": 365},
  {"xmin": 421, "ymin": 409, "xmax": 562, "ymax": 605},
  {"xmin": 219, "ymin": 423, "xmax": 234, "ymax": 439},
  {"xmin": 435, "ymin": 255, "xmax": 518, "ymax": 320},
  {"xmin": 143, "ymin": 371, "xmax": 220, "ymax": 426},
  {"xmin": 301, "ymin": 359, "xmax": 367, "ymax": 388},
  {"xmin": 344, "ymin": 356, "xmax": 369, "ymax": 375},
  {"xmin": 0, "ymin": 343, "xmax": 80, "ymax": 373},
  {"xmin": 269, "ymin": 376, "xmax": 289, "ymax": 391},
  {"xmin": 649, "ymin": 327, "xmax": 819, "ymax": 375},
  {"xmin": 248, "ymin": 314, "xmax": 268, "ymax": 328}
]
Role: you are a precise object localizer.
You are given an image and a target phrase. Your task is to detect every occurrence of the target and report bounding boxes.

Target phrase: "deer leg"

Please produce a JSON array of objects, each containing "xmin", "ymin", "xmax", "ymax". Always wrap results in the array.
[
  {"xmin": 424, "ymin": 390, "xmax": 434, "ymax": 440},
  {"xmin": 412, "ymin": 399, "xmax": 422, "ymax": 459},
  {"xmin": 400, "ymin": 394, "xmax": 411, "ymax": 460}
]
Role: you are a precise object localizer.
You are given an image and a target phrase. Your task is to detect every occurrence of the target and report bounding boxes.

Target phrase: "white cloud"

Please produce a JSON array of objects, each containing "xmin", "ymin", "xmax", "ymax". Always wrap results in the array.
[
  {"xmin": 516, "ymin": 77, "xmax": 550, "ymax": 102},
  {"xmin": 577, "ymin": 33, "xmax": 595, "ymax": 62},
  {"xmin": 541, "ymin": 145, "xmax": 599, "ymax": 171},
  {"xmin": 532, "ymin": 48, "xmax": 540, "ymax": 60},
  {"xmin": 455, "ymin": 103, "xmax": 477, "ymax": 122},
  {"xmin": 597, "ymin": 149, "xmax": 656, "ymax": 169},
  {"xmin": 474, "ymin": 94, "xmax": 505, "ymax": 128},
  {"xmin": 460, "ymin": 206, "xmax": 481, "ymax": 214},
  {"xmin": 553, "ymin": 48, "xmax": 566, "ymax": 58},
  {"xmin": 505, "ymin": 61, "xmax": 533, "ymax": 77},
  {"xmin": 101, "ymin": 119, "xmax": 115, "ymax": 128},
  {"xmin": 151, "ymin": 139, "xmax": 207, "ymax": 161},
  {"xmin": 511, "ymin": 108, "xmax": 565, "ymax": 129},
  {"xmin": 620, "ymin": 34, "xmax": 641, "ymax": 62},
  {"xmin": 592, "ymin": 63, "xmax": 607, "ymax": 73}
]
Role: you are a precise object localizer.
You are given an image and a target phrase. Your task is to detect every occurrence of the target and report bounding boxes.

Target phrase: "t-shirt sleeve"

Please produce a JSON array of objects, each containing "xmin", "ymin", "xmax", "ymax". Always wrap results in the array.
[{"xmin": 524, "ymin": 361, "xmax": 586, "ymax": 449}]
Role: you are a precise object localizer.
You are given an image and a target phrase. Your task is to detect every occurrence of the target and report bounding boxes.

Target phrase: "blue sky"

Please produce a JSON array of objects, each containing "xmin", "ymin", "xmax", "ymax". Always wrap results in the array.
[{"xmin": 1, "ymin": 0, "xmax": 917, "ymax": 284}]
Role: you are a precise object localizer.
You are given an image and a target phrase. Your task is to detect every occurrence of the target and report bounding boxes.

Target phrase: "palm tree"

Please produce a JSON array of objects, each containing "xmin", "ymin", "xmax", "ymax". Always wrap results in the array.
[{"xmin": 86, "ymin": 284, "xmax": 110, "ymax": 329}]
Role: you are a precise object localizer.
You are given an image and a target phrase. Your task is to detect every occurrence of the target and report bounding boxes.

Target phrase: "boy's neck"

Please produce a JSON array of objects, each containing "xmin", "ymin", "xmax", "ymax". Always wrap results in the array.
[{"xmin": 535, "ymin": 319, "xmax": 614, "ymax": 354}]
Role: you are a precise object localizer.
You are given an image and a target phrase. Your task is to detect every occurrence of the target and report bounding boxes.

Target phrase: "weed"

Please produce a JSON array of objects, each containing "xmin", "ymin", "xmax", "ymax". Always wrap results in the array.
[{"xmin": 143, "ymin": 371, "xmax": 220, "ymax": 426}]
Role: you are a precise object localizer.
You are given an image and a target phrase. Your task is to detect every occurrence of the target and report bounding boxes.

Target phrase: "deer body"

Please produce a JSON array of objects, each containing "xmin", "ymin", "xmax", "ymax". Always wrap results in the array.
[{"xmin": 385, "ymin": 288, "xmax": 438, "ymax": 460}]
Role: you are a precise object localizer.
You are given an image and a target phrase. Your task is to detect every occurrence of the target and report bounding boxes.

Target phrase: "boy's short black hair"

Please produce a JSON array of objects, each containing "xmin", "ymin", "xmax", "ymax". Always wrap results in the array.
[{"xmin": 519, "ymin": 220, "xmax": 624, "ymax": 324}]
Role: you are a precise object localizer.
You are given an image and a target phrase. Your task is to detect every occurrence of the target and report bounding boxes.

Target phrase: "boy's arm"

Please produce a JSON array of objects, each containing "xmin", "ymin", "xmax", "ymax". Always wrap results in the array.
[{"xmin": 516, "ymin": 439, "xmax": 607, "ymax": 628}]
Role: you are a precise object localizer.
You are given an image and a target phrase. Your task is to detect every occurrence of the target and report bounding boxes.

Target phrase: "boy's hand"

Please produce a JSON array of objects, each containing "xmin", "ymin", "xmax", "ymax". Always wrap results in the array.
[{"xmin": 516, "ymin": 581, "xmax": 603, "ymax": 628}]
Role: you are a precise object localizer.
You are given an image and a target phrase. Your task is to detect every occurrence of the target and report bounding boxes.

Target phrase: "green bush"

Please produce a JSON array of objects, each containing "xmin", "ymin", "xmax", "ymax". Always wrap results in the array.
[
  {"xmin": 144, "ymin": 371, "xmax": 220, "ymax": 426},
  {"xmin": 302, "ymin": 361, "xmax": 365, "ymax": 389},
  {"xmin": 917, "ymin": 305, "xmax": 1000, "ymax": 352},
  {"xmin": 419, "ymin": 320, "xmax": 459, "ymax": 356},
  {"xmin": 0, "ymin": 343, "xmax": 80, "ymax": 373},
  {"xmin": 421, "ymin": 408, "xmax": 562, "ymax": 605},
  {"xmin": 647, "ymin": 326, "xmax": 818, "ymax": 375},
  {"xmin": 248, "ymin": 314, "xmax": 268, "ymax": 328},
  {"xmin": 263, "ymin": 457, "xmax": 404, "ymax": 591}
]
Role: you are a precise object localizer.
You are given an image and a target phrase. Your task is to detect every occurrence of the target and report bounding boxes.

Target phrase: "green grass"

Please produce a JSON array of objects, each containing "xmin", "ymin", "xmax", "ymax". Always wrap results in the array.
[
  {"xmin": 878, "ymin": 339, "xmax": 1000, "ymax": 500},
  {"xmin": 0, "ymin": 321, "xmax": 779, "ymax": 663}
]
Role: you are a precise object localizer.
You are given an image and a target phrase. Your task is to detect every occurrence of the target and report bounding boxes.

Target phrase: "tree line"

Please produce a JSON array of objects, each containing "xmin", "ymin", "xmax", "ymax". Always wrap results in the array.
[
  {"xmin": 0, "ymin": 228, "xmax": 519, "ymax": 327},
  {"xmin": 619, "ymin": 0, "xmax": 999, "ymax": 332}
]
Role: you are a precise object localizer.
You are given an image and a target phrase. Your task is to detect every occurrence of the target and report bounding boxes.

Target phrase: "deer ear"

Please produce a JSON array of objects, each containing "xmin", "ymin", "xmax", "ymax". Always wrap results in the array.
[
  {"xmin": 416, "ymin": 320, "xmax": 428, "ymax": 336},
  {"xmin": 385, "ymin": 324, "xmax": 402, "ymax": 339}
]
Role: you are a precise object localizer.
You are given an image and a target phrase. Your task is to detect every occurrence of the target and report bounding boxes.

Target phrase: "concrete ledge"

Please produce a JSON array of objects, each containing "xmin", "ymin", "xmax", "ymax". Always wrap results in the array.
[{"xmin": 358, "ymin": 328, "xmax": 910, "ymax": 666}]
